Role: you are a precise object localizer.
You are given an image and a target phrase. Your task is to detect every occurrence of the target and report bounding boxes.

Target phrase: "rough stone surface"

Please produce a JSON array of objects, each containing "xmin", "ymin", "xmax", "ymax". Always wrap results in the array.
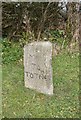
[{"xmin": 24, "ymin": 41, "xmax": 53, "ymax": 95}]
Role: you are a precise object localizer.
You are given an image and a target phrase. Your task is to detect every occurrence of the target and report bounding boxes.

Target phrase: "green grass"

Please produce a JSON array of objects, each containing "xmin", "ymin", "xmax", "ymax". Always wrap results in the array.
[
  {"xmin": 0, "ymin": 42, "xmax": 2, "ymax": 119},
  {"xmin": 2, "ymin": 48, "xmax": 79, "ymax": 118}
]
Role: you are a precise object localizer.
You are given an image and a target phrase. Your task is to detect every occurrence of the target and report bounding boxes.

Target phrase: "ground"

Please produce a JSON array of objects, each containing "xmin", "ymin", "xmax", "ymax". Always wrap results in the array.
[{"xmin": 2, "ymin": 45, "xmax": 79, "ymax": 118}]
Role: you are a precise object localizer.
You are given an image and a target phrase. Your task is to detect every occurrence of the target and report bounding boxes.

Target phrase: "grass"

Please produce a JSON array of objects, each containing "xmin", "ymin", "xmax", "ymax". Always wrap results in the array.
[
  {"xmin": 2, "ymin": 45, "xmax": 79, "ymax": 118},
  {"xmin": 0, "ymin": 42, "xmax": 2, "ymax": 119}
]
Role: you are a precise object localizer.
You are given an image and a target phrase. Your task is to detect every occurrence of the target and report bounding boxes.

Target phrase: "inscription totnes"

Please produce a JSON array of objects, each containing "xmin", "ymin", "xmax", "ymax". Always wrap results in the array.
[{"xmin": 25, "ymin": 71, "xmax": 47, "ymax": 80}]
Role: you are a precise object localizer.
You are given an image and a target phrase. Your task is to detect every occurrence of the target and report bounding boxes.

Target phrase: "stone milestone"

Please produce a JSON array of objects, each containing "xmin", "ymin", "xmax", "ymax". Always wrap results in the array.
[{"xmin": 24, "ymin": 41, "xmax": 53, "ymax": 95}]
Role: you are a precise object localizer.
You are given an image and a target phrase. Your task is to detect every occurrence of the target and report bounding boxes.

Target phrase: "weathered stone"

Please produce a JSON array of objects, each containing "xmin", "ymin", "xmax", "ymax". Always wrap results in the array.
[{"xmin": 24, "ymin": 41, "xmax": 53, "ymax": 95}]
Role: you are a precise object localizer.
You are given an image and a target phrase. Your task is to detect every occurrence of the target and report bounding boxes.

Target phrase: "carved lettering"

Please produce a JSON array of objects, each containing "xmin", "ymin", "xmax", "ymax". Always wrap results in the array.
[
  {"xmin": 43, "ymin": 75, "xmax": 47, "ymax": 79},
  {"xmin": 26, "ymin": 72, "xmax": 29, "ymax": 77},
  {"xmin": 39, "ymin": 74, "xmax": 43, "ymax": 79},
  {"xmin": 30, "ymin": 73, "xmax": 33, "ymax": 78},
  {"xmin": 25, "ymin": 71, "xmax": 47, "ymax": 80}
]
